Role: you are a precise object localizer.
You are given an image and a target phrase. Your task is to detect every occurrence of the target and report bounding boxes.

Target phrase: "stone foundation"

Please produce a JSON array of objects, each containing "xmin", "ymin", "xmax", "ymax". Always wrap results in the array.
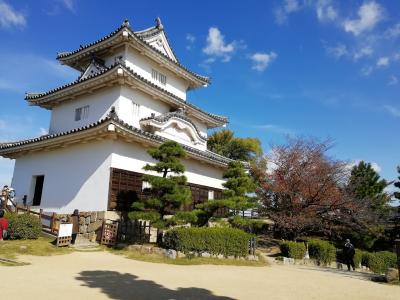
[{"xmin": 57, "ymin": 211, "xmax": 105, "ymax": 243}]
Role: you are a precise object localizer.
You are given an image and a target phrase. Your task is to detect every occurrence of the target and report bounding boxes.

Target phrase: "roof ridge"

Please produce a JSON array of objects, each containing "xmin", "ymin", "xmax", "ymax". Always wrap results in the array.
[{"xmin": 56, "ymin": 19, "xmax": 208, "ymax": 84}]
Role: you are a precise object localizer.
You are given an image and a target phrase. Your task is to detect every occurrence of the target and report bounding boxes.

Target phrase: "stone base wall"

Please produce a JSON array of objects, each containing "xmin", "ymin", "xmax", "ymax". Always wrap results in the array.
[{"xmin": 58, "ymin": 211, "xmax": 105, "ymax": 243}]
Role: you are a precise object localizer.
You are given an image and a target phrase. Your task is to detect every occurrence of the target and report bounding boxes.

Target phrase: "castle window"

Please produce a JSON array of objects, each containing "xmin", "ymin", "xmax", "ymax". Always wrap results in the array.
[
  {"xmin": 75, "ymin": 105, "xmax": 89, "ymax": 121},
  {"xmin": 151, "ymin": 69, "xmax": 166, "ymax": 85},
  {"xmin": 142, "ymin": 181, "xmax": 152, "ymax": 191},
  {"xmin": 208, "ymin": 190, "xmax": 214, "ymax": 200},
  {"xmin": 132, "ymin": 101, "xmax": 140, "ymax": 117}
]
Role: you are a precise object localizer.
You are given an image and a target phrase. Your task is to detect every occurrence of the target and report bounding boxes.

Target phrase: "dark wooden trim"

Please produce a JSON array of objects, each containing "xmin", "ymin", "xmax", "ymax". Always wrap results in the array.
[{"xmin": 108, "ymin": 167, "xmax": 224, "ymax": 212}]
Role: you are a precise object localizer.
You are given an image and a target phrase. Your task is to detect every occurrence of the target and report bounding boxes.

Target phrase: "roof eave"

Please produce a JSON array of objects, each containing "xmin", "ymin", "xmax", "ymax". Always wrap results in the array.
[{"xmin": 0, "ymin": 118, "xmax": 232, "ymax": 167}]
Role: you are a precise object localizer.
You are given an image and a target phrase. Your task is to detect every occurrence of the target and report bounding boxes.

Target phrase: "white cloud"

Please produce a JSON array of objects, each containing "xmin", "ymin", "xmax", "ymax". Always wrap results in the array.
[
  {"xmin": 349, "ymin": 160, "xmax": 382, "ymax": 173},
  {"xmin": 0, "ymin": 52, "xmax": 78, "ymax": 93},
  {"xmin": 325, "ymin": 43, "xmax": 373, "ymax": 61},
  {"xmin": 0, "ymin": 1, "xmax": 26, "ymax": 29},
  {"xmin": 39, "ymin": 127, "xmax": 48, "ymax": 135},
  {"xmin": 393, "ymin": 52, "xmax": 400, "ymax": 62},
  {"xmin": 274, "ymin": 0, "xmax": 300, "ymax": 24},
  {"xmin": 253, "ymin": 124, "xmax": 294, "ymax": 135},
  {"xmin": 376, "ymin": 56, "xmax": 389, "ymax": 67},
  {"xmin": 360, "ymin": 66, "xmax": 374, "ymax": 76},
  {"xmin": 186, "ymin": 33, "xmax": 195, "ymax": 43},
  {"xmin": 343, "ymin": 1, "xmax": 384, "ymax": 36},
  {"xmin": 388, "ymin": 75, "xmax": 398, "ymax": 86},
  {"xmin": 203, "ymin": 27, "xmax": 238, "ymax": 62},
  {"xmin": 250, "ymin": 52, "xmax": 277, "ymax": 72},
  {"xmin": 326, "ymin": 43, "xmax": 348, "ymax": 58},
  {"xmin": 316, "ymin": 0, "xmax": 338, "ymax": 22},
  {"xmin": 0, "ymin": 114, "xmax": 48, "ymax": 187},
  {"xmin": 383, "ymin": 105, "xmax": 400, "ymax": 118},
  {"xmin": 384, "ymin": 23, "xmax": 400, "ymax": 39},
  {"xmin": 62, "ymin": 0, "xmax": 75, "ymax": 12},
  {"xmin": 353, "ymin": 46, "xmax": 373, "ymax": 60},
  {"xmin": 185, "ymin": 33, "xmax": 195, "ymax": 50}
]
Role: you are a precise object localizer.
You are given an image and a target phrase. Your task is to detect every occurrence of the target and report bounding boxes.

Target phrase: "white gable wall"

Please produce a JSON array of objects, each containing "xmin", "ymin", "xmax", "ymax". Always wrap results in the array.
[
  {"xmin": 118, "ymin": 86, "xmax": 170, "ymax": 128},
  {"xmin": 124, "ymin": 47, "xmax": 188, "ymax": 100},
  {"xmin": 49, "ymin": 86, "xmax": 120, "ymax": 134},
  {"xmin": 11, "ymin": 140, "xmax": 113, "ymax": 213},
  {"xmin": 10, "ymin": 139, "xmax": 225, "ymax": 213}
]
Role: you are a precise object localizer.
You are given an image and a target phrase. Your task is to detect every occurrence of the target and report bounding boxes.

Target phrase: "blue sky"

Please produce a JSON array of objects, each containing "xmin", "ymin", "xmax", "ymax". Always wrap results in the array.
[{"xmin": 0, "ymin": 0, "xmax": 399, "ymax": 195}]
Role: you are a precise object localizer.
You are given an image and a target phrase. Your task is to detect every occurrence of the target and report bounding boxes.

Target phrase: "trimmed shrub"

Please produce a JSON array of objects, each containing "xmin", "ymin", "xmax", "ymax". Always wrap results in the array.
[
  {"xmin": 307, "ymin": 239, "xmax": 336, "ymax": 265},
  {"xmin": 229, "ymin": 216, "xmax": 267, "ymax": 234},
  {"xmin": 354, "ymin": 249, "xmax": 365, "ymax": 267},
  {"xmin": 280, "ymin": 241, "xmax": 306, "ymax": 259},
  {"xmin": 368, "ymin": 251, "xmax": 397, "ymax": 274},
  {"xmin": 8, "ymin": 213, "xmax": 42, "ymax": 240},
  {"xmin": 164, "ymin": 227, "xmax": 252, "ymax": 257}
]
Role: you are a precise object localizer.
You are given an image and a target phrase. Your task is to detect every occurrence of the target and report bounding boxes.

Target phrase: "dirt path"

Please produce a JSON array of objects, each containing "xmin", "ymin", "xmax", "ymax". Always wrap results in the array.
[{"xmin": 1, "ymin": 251, "xmax": 399, "ymax": 300}]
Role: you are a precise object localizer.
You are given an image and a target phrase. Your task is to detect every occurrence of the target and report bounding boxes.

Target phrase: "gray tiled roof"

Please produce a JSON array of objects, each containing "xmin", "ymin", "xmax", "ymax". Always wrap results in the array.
[
  {"xmin": 56, "ymin": 20, "xmax": 209, "ymax": 85},
  {"xmin": 0, "ymin": 112, "xmax": 233, "ymax": 166},
  {"xmin": 25, "ymin": 62, "xmax": 228, "ymax": 124}
]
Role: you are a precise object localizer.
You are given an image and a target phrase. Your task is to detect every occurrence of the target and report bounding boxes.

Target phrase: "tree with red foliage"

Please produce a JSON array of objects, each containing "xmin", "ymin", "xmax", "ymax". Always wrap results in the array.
[{"xmin": 256, "ymin": 138, "xmax": 356, "ymax": 240}]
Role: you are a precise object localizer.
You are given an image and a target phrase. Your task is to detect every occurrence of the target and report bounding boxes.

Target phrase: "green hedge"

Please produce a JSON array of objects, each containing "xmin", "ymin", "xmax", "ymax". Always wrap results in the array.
[
  {"xmin": 353, "ymin": 250, "xmax": 396, "ymax": 274},
  {"xmin": 8, "ymin": 213, "xmax": 42, "ymax": 240},
  {"xmin": 368, "ymin": 251, "xmax": 397, "ymax": 274},
  {"xmin": 307, "ymin": 239, "xmax": 336, "ymax": 265},
  {"xmin": 163, "ymin": 227, "xmax": 252, "ymax": 257},
  {"xmin": 280, "ymin": 241, "xmax": 306, "ymax": 259}
]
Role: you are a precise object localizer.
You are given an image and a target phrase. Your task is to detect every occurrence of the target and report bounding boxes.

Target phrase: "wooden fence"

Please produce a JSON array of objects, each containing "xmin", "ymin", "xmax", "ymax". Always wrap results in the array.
[{"xmin": 15, "ymin": 205, "xmax": 59, "ymax": 236}]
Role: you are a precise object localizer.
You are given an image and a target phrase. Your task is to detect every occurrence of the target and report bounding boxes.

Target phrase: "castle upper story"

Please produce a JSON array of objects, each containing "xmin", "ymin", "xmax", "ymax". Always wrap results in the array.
[{"xmin": 24, "ymin": 18, "xmax": 227, "ymax": 151}]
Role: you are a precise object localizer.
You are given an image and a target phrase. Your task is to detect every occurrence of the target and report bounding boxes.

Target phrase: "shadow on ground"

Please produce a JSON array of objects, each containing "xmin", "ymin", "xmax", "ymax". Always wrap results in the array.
[
  {"xmin": 76, "ymin": 270, "xmax": 235, "ymax": 300},
  {"xmin": 297, "ymin": 265, "xmax": 375, "ymax": 282}
]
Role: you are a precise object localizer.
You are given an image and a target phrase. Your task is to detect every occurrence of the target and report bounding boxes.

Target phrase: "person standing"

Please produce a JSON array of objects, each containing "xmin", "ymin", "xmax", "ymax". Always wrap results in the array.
[
  {"xmin": 343, "ymin": 239, "xmax": 356, "ymax": 271},
  {"xmin": 0, "ymin": 209, "xmax": 9, "ymax": 241},
  {"xmin": 68, "ymin": 209, "xmax": 79, "ymax": 245}
]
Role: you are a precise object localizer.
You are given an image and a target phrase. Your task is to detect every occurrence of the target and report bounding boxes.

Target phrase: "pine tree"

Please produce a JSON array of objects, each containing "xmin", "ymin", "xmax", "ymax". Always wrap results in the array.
[
  {"xmin": 196, "ymin": 161, "xmax": 257, "ymax": 225},
  {"xmin": 394, "ymin": 166, "xmax": 400, "ymax": 201},
  {"xmin": 207, "ymin": 129, "xmax": 262, "ymax": 161},
  {"xmin": 347, "ymin": 161, "xmax": 389, "ymax": 213},
  {"xmin": 129, "ymin": 141, "xmax": 192, "ymax": 228}
]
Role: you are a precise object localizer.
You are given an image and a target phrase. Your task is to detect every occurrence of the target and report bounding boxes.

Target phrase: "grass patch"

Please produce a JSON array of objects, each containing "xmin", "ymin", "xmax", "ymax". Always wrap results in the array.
[
  {"xmin": 106, "ymin": 246, "xmax": 268, "ymax": 267},
  {"xmin": 0, "ymin": 235, "xmax": 73, "ymax": 261}
]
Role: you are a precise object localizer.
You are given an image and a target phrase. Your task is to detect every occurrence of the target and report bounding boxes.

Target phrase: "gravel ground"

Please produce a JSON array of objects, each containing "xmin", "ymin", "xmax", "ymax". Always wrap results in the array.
[{"xmin": 2, "ymin": 251, "xmax": 399, "ymax": 300}]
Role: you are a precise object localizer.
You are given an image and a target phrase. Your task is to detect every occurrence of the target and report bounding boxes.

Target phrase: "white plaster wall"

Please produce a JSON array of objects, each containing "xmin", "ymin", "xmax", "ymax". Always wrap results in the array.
[
  {"xmin": 104, "ymin": 49, "xmax": 126, "ymax": 67},
  {"xmin": 118, "ymin": 86, "xmax": 170, "ymax": 128},
  {"xmin": 110, "ymin": 140, "xmax": 225, "ymax": 189},
  {"xmin": 191, "ymin": 118, "xmax": 208, "ymax": 139},
  {"xmin": 11, "ymin": 140, "xmax": 113, "ymax": 213},
  {"xmin": 155, "ymin": 124, "xmax": 207, "ymax": 151},
  {"xmin": 49, "ymin": 86, "xmax": 120, "ymax": 134},
  {"xmin": 125, "ymin": 48, "xmax": 188, "ymax": 100}
]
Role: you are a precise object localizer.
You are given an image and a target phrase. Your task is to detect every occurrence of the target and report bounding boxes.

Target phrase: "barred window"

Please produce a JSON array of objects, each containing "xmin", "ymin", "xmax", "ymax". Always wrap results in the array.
[
  {"xmin": 75, "ymin": 105, "xmax": 89, "ymax": 121},
  {"xmin": 151, "ymin": 69, "xmax": 166, "ymax": 85}
]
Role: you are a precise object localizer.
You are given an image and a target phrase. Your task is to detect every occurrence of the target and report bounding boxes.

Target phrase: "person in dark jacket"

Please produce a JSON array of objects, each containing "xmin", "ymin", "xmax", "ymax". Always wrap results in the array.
[
  {"xmin": 343, "ymin": 239, "xmax": 356, "ymax": 271},
  {"xmin": 68, "ymin": 209, "xmax": 79, "ymax": 245}
]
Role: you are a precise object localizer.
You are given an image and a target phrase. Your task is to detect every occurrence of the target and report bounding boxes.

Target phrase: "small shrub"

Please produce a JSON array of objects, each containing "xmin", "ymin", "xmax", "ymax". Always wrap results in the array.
[
  {"xmin": 353, "ymin": 249, "xmax": 365, "ymax": 267},
  {"xmin": 8, "ymin": 213, "xmax": 42, "ymax": 240},
  {"xmin": 307, "ymin": 239, "xmax": 336, "ymax": 265},
  {"xmin": 280, "ymin": 241, "xmax": 306, "ymax": 259},
  {"xmin": 164, "ymin": 227, "xmax": 252, "ymax": 257},
  {"xmin": 229, "ymin": 216, "xmax": 266, "ymax": 234},
  {"xmin": 368, "ymin": 251, "xmax": 397, "ymax": 274}
]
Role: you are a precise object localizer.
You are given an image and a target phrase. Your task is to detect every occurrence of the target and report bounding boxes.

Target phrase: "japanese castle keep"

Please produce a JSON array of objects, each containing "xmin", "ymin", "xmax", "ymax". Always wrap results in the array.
[{"xmin": 0, "ymin": 18, "xmax": 232, "ymax": 215}]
